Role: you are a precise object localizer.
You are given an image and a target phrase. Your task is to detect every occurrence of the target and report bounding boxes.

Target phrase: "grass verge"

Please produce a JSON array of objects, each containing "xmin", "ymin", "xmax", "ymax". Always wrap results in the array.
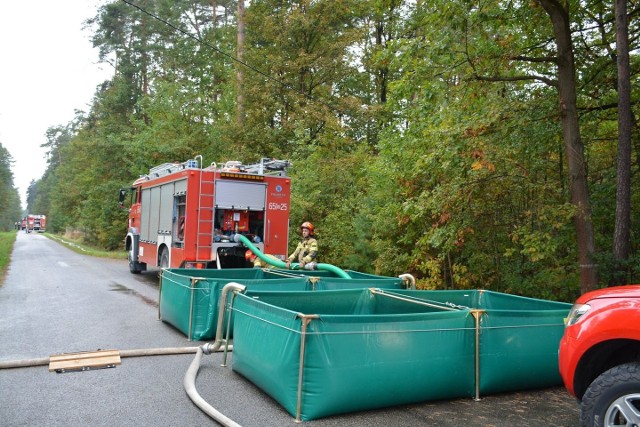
[
  {"xmin": 0, "ymin": 231, "xmax": 17, "ymax": 283},
  {"xmin": 45, "ymin": 234, "xmax": 127, "ymax": 259}
]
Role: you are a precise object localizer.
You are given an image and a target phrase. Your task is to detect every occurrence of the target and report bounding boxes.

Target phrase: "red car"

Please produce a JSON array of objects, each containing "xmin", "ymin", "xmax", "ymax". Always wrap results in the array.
[{"xmin": 558, "ymin": 285, "xmax": 640, "ymax": 426}]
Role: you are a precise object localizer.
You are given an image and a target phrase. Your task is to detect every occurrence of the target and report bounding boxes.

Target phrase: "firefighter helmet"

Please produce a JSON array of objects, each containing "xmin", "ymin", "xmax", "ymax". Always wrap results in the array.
[{"xmin": 300, "ymin": 221, "xmax": 314, "ymax": 235}]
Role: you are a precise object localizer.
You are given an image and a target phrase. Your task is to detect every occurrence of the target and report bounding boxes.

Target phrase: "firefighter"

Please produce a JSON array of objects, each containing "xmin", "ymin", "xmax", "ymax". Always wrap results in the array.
[
  {"xmin": 285, "ymin": 221, "xmax": 318, "ymax": 270},
  {"xmin": 245, "ymin": 249, "xmax": 278, "ymax": 268},
  {"xmin": 245, "ymin": 250, "xmax": 258, "ymax": 267}
]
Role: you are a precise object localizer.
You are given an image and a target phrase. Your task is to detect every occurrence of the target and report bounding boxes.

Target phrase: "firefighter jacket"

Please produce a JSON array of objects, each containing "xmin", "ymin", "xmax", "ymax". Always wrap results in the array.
[{"xmin": 288, "ymin": 237, "xmax": 318, "ymax": 264}]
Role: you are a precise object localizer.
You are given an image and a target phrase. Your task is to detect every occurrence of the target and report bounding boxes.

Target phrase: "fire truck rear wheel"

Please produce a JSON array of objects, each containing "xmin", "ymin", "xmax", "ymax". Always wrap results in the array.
[{"xmin": 159, "ymin": 248, "xmax": 169, "ymax": 269}]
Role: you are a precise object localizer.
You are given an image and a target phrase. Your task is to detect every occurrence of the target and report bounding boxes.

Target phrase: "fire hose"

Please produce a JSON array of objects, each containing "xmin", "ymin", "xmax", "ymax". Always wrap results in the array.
[
  {"xmin": 233, "ymin": 233, "xmax": 352, "ymax": 279},
  {"xmin": 183, "ymin": 282, "xmax": 246, "ymax": 427}
]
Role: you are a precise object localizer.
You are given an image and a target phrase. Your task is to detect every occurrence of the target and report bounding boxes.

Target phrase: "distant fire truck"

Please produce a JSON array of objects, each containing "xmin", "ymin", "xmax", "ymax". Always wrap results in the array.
[
  {"xmin": 120, "ymin": 157, "xmax": 292, "ymax": 273},
  {"xmin": 25, "ymin": 214, "xmax": 46, "ymax": 233}
]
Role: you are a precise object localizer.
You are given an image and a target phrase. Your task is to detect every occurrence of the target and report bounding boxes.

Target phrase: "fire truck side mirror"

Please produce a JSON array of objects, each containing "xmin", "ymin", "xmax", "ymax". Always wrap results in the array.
[{"xmin": 118, "ymin": 188, "xmax": 128, "ymax": 209}]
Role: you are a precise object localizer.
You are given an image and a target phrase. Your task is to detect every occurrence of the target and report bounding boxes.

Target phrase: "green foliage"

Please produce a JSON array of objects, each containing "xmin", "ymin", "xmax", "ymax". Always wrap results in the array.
[
  {"xmin": 288, "ymin": 145, "xmax": 377, "ymax": 270},
  {"xmin": 26, "ymin": 0, "xmax": 639, "ymax": 302}
]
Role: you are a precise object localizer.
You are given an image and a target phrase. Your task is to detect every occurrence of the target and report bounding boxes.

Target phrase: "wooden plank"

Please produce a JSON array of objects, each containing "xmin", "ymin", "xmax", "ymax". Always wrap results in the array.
[
  {"xmin": 49, "ymin": 349, "xmax": 121, "ymax": 373},
  {"xmin": 49, "ymin": 349, "xmax": 120, "ymax": 362}
]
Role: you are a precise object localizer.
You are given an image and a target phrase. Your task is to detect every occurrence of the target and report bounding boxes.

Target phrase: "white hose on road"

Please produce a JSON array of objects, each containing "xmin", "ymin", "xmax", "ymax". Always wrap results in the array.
[
  {"xmin": 183, "ymin": 346, "xmax": 241, "ymax": 427},
  {"xmin": 183, "ymin": 282, "xmax": 246, "ymax": 427},
  {"xmin": 0, "ymin": 357, "xmax": 50, "ymax": 369},
  {"xmin": 0, "ymin": 346, "xmax": 233, "ymax": 370}
]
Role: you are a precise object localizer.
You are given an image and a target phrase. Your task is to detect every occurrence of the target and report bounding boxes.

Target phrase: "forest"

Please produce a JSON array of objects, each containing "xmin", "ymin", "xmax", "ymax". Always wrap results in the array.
[
  {"xmin": 3, "ymin": 0, "xmax": 638, "ymax": 301},
  {"xmin": 0, "ymin": 145, "xmax": 22, "ymax": 231}
]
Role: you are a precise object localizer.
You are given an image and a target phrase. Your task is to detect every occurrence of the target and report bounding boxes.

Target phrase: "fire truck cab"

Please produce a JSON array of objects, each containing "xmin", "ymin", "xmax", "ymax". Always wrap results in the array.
[{"xmin": 122, "ymin": 157, "xmax": 291, "ymax": 273}]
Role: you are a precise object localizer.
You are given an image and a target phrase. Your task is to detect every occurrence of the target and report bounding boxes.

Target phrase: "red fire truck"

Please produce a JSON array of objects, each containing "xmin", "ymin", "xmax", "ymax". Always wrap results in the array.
[
  {"xmin": 120, "ymin": 157, "xmax": 292, "ymax": 273},
  {"xmin": 25, "ymin": 214, "xmax": 46, "ymax": 233}
]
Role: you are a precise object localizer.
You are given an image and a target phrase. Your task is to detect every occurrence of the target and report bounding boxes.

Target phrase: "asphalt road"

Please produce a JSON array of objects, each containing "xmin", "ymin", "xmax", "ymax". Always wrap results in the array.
[{"xmin": 0, "ymin": 232, "xmax": 580, "ymax": 426}]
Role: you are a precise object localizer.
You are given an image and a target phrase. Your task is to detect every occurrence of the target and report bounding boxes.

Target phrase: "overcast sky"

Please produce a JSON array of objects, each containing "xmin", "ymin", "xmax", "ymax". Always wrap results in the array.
[{"xmin": 0, "ymin": 0, "xmax": 112, "ymax": 209}]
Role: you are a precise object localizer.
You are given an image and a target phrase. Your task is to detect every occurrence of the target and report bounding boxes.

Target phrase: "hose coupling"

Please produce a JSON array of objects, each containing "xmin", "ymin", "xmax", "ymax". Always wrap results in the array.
[{"xmin": 201, "ymin": 343, "xmax": 216, "ymax": 355}]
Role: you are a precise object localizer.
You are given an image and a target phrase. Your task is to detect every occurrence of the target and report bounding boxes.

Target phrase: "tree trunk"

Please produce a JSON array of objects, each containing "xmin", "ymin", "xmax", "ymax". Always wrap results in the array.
[
  {"xmin": 612, "ymin": 0, "xmax": 632, "ymax": 285},
  {"xmin": 212, "ymin": 0, "xmax": 217, "ymax": 28},
  {"xmin": 375, "ymin": 21, "xmax": 387, "ymax": 104},
  {"xmin": 538, "ymin": 0, "xmax": 598, "ymax": 294},
  {"xmin": 236, "ymin": 0, "xmax": 245, "ymax": 125}
]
